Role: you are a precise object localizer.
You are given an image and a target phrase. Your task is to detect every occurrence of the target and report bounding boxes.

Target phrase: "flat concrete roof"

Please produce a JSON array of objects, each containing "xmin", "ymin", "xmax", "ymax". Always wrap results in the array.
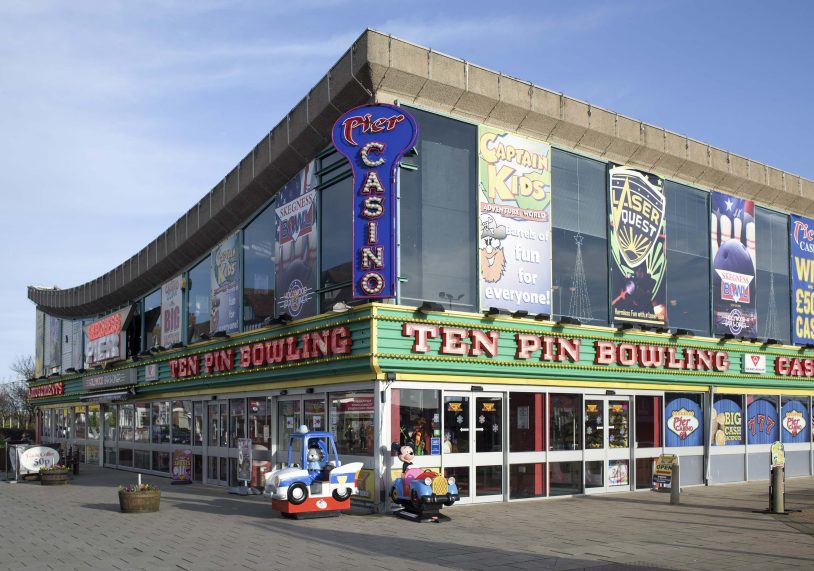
[{"xmin": 29, "ymin": 29, "xmax": 814, "ymax": 318}]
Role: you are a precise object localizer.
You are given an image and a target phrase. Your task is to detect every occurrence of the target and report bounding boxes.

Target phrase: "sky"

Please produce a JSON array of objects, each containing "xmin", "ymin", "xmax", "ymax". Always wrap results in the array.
[{"xmin": 1, "ymin": 0, "xmax": 812, "ymax": 381}]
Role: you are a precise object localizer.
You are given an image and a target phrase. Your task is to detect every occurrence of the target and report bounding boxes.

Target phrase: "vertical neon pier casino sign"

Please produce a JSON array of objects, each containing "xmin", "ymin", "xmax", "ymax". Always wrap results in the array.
[{"xmin": 332, "ymin": 104, "xmax": 418, "ymax": 298}]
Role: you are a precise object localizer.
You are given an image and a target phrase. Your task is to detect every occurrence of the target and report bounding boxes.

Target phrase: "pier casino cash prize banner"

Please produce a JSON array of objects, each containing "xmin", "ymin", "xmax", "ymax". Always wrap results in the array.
[
  {"xmin": 608, "ymin": 166, "xmax": 666, "ymax": 326},
  {"xmin": 791, "ymin": 214, "xmax": 814, "ymax": 344},
  {"xmin": 478, "ymin": 127, "xmax": 552, "ymax": 315},
  {"xmin": 711, "ymin": 191, "xmax": 757, "ymax": 337}
]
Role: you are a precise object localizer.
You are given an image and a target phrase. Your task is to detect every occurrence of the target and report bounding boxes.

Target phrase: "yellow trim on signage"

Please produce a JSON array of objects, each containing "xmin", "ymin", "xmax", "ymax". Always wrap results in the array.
[
  {"xmin": 715, "ymin": 386, "xmax": 814, "ymax": 396},
  {"xmin": 392, "ymin": 373, "xmax": 704, "ymax": 392},
  {"xmin": 370, "ymin": 305, "xmax": 382, "ymax": 377}
]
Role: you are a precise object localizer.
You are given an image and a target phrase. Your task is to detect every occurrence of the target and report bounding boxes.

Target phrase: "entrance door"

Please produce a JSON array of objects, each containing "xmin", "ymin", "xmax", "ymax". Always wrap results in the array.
[
  {"xmin": 206, "ymin": 402, "xmax": 229, "ymax": 485},
  {"xmin": 443, "ymin": 392, "xmax": 505, "ymax": 503},
  {"xmin": 584, "ymin": 397, "xmax": 632, "ymax": 493}
]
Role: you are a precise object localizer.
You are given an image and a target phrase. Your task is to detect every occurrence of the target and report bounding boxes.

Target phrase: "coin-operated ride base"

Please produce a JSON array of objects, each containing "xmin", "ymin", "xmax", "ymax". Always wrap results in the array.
[
  {"xmin": 394, "ymin": 502, "xmax": 451, "ymax": 523},
  {"xmin": 272, "ymin": 496, "xmax": 348, "ymax": 519}
]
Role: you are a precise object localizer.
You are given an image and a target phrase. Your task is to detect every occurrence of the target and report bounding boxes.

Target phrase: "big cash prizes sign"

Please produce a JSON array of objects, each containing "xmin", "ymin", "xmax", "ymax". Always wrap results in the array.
[
  {"xmin": 478, "ymin": 128, "xmax": 552, "ymax": 314},
  {"xmin": 609, "ymin": 167, "xmax": 666, "ymax": 326},
  {"xmin": 332, "ymin": 104, "xmax": 418, "ymax": 299},
  {"xmin": 791, "ymin": 214, "xmax": 814, "ymax": 344}
]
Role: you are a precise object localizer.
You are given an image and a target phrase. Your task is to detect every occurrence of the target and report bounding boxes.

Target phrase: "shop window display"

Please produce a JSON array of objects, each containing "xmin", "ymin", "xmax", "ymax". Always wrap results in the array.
[
  {"xmin": 549, "ymin": 394, "xmax": 582, "ymax": 451},
  {"xmin": 392, "ymin": 389, "xmax": 440, "ymax": 456},
  {"xmin": 248, "ymin": 397, "xmax": 270, "ymax": 446},
  {"xmin": 608, "ymin": 401, "xmax": 629, "ymax": 448},
  {"xmin": 172, "ymin": 400, "xmax": 192, "ymax": 445},
  {"xmin": 304, "ymin": 398, "xmax": 326, "ymax": 432},
  {"xmin": 443, "ymin": 395, "xmax": 469, "ymax": 454},
  {"xmin": 330, "ymin": 391, "xmax": 374, "ymax": 456},
  {"xmin": 152, "ymin": 401, "xmax": 170, "ymax": 444},
  {"xmin": 509, "ymin": 393, "xmax": 545, "ymax": 452}
]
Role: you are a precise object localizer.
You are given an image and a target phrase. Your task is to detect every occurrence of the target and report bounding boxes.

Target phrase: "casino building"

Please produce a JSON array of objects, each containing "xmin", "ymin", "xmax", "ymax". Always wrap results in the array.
[{"xmin": 26, "ymin": 30, "xmax": 814, "ymax": 508}]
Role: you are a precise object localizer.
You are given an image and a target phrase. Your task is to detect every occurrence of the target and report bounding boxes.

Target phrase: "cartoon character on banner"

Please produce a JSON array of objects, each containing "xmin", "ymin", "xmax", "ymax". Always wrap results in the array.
[
  {"xmin": 391, "ymin": 442, "xmax": 416, "ymax": 473},
  {"xmin": 480, "ymin": 214, "xmax": 507, "ymax": 283}
]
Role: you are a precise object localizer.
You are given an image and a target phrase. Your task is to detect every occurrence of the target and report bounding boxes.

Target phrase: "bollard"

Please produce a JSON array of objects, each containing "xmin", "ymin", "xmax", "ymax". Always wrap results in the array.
[
  {"xmin": 670, "ymin": 462, "xmax": 680, "ymax": 505},
  {"xmin": 771, "ymin": 465, "xmax": 784, "ymax": 513}
]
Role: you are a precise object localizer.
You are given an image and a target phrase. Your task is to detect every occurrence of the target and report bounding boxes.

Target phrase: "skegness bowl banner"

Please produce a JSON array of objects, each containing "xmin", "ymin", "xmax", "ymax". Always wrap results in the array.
[{"xmin": 332, "ymin": 104, "xmax": 418, "ymax": 299}]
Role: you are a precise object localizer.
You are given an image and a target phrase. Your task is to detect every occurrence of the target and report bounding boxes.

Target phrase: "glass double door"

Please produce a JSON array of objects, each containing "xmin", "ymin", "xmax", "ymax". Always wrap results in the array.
[
  {"xmin": 443, "ymin": 393, "xmax": 504, "ymax": 503},
  {"xmin": 275, "ymin": 397, "xmax": 326, "ymax": 466},
  {"xmin": 584, "ymin": 396, "xmax": 632, "ymax": 493},
  {"xmin": 207, "ymin": 402, "xmax": 229, "ymax": 485}
]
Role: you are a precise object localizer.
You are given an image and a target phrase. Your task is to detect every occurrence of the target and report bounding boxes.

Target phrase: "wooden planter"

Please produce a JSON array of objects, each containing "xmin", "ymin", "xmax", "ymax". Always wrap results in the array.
[
  {"xmin": 118, "ymin": 490, "xmax": 161, "ymax": 513},
  {"xmin": 40, "ymin": 469, "xmax": 72, "ymax": 485}
]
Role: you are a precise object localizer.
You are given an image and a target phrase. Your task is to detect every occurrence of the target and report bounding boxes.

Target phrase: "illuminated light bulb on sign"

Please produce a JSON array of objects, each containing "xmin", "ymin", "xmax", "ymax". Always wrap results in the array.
[{"xmin": 332, "ymin": 104, "xmax": 418, "ymax": 299}]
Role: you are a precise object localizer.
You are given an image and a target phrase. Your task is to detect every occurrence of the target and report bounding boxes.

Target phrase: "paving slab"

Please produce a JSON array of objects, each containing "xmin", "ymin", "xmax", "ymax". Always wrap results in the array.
[{"xmin": 2, "ymin": 466, "xmax": 814, "ymax": 570}]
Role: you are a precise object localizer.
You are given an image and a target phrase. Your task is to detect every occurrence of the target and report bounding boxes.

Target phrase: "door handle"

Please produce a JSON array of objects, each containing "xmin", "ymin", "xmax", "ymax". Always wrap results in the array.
[{"xmin": 474, "ymin": 428, "xmax": 484, "ymax": 432}]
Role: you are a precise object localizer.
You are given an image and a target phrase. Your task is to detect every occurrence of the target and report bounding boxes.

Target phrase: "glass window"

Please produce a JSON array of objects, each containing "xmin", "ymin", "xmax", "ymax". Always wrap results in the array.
[
  {"xmin": 476, "ymin": 465, "xmax": 502, "ymax": 496},
  {"xmin": 509, "ymin": 463, "xmax": 546, "ymax": 499},
  {"xmin": 243, "ymin": 204, "xmax": 276, "ymax": 330},
  {"xmin": 635, "ymin": 395, "xmax": 663, "ymax": 448},
  {"xmin": 782, "ymin": 397, "xmax": 809, "ymax": 443},
  {"xmin": 549, "ymin": 461, "xmax": 582, "ymax": 496},
  {"xmin": 143, "ymin": 289, "xmax": 161, "ymax": 349},
  {"xmin": 549, "ymin": 394, "xmax": 582, "ymax": 451},
  {"xmin": 119, "ymin": 404, "xmax": 134, "ymax": 442},
  {"xmin": 187, "ymin": 256, "xmax": 211, "ymax": 342},
  {"xmin": 230, "ymin": 398, "xmax": 246, "ymax": 448},
  {"xmin": 665, "ymin": 393, "xmax": 704, "ymax": 447},
  {"xmin": 551, "ymin": 149, "xmax": 609, "ymax": 326},
  {"xmin": 400, "ymin": 108, "xmax": 478, "ymax": 312},
  {"xmin": 152, "ymin": 451, "xmax": 170, "ymax": 473},
  {"xmin": 134, "ymin": 450, "xmax": 150, "ymax": 470},
  {"xmin": 392, "ymin": 389, "xmax": 440, "ymax": 456},
  {"xmin": 304, "ymin": 398, "xmax": 326, "ymax": 432},
  {"xmin": 74, "ymin": 406, "xmax": 87, "ymax": 439},
  {"xmin": 665, "ymin": 182, "xmax": 711, "ymax": 335},
  {"xmin": 193, "ymin": 402, "xmax": 204, "ymax": 446},
  {"xmin": 320, "ymin": 176, "xmax": 353, "ymax": 296},
  {"xmin": 87, "ymin": 405, "xmax": 100, "ymax": 440},
  {"xmin": 756, "ymin": 207, "xmax": 791, "ymax": 343},
  {"xmin": 126, "ymin": 302, "xmax": 142, "ymax": 357},
  {"xmin": 152, "ymin": 401, "xmax": 170, "ymax": 444},
  {"xmin": 134, "ymin": 402, "xmax": 150, "ymax": 443},
  {"xmin": 746, "ymin": 395, "xmax": 779, "ymax": 444},
  {"xmin": 118, "ymin": 448, "xmax": 133, "ymax": 467},
  {"xmin": 711, "ymin": 395, "xmax": 743, "ymax": 446},
  {"xmin": 510, "ymin": 393, "xmax": 546, "ymax": 452},
  {"xmin": 248, "ymin": 397, "xmax": 270, "ymax": 447},
  {"xmin": 443, "ymin": 395, "xmax": 470, "ymax": 454},
  {"xmin": 172, "ymin": 400, "xmax": 192, "ymax": 445},
  {"xmin": 277, "ymin": 400, "xmax": 301, "ymax": 462},
  {"xmin": 330, "ymin": 391, "xmax": 374, "ymax": 456},
  {"xmin": 104, "ymin": 405, "xmax": 117, "ymax": 442}
]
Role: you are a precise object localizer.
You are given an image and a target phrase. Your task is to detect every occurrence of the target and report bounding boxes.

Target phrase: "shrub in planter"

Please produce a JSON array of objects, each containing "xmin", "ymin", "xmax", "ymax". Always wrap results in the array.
[
  {"xmin": 118, "ymin": 483, "xmax": 161, "ymax": 513},
  {"xmin": 39, "ymin": 464, "xmax": 71, "ymax": 485}
]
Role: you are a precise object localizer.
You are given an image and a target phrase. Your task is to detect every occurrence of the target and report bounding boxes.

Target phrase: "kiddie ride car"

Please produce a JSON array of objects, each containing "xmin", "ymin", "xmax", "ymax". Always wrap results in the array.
[
  {"xmin": 391, "ymin": 467, "xmax": 460, "ymax": 523},
  {"xmin": 264, "ymin": 426, "xmax": 363, "ymax": 518}
]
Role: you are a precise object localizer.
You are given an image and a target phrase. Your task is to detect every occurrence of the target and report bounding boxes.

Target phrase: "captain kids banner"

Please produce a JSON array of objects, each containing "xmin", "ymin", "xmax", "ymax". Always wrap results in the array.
[
  {"xmin": 790, "ymin": 214, "xmax": 814, "ymax": 344},
  {"xmin": 478, "ymin": 127, "xmax": 552, "ymax": 314},
  {"xmin": 711, "ymin": 191, "xmax": 757, "ymax": 337},
  {"xmin": 609, "ymin": 166, "xmax": 666, "ymax": 326}
]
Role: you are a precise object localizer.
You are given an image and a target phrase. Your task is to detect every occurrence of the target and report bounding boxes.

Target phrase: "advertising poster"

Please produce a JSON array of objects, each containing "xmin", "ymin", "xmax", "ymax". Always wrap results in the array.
[
  {"xmin": 84, "ymin": 307, "xmax": 132, "ymax": 366},
  {"xmin": 353, "ymin": 468, "xmax": 374, "ymax": 500},
  {"xmin": 171, "ymin": 449, "xmax": 192, "ymax": 483},
  {"xmin": 478, "ymin": 127, "xmax": 552, "ymax": 314},
  {"xmin": 275, "ymin": 161, "xmax": 318, "ymax": 319},
  {"xmin": 237, "ymin": 438, "xmax": 252, "ymax": 482},
  {"xmin": 161, "ymin": 274, "xmax": 183, "ymax": 346},
  {"xmin": 746, "ymin": 397, "xmax": 778, "ymax": 444},
  {"xmin": 210, "ymin": 233, "xmax": 240, "ymax": 335},
  {"xmin": 665, "ymin": 396, "xmax": 703, "ymax": 447},
  {"xmin": 780, "ymin": 398, "xmax": 808, "ymax": 443},
  {"xmin": 711, "ymin": 191, "xmax": 757, "ymax": 336},
  {"xmin": 710, "ymin": 397, "xmax": 743, "ymax": 446},
  {"xmin": 608, "ymin": 166, "xmax": 666, "ymax": 326},
  {"xmin": 790, "ymin": 214, "xmax": 814, "ymax": 344}
]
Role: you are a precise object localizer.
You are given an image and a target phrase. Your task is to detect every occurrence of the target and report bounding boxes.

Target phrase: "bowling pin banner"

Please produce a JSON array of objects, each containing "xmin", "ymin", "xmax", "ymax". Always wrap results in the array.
[{"xmin": 711, "ymin": 191, "xmax": 757, "ymax": 337}]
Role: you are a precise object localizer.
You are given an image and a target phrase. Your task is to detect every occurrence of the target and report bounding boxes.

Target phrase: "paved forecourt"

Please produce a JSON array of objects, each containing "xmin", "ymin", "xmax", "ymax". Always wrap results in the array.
[{"xmin": 2, "ymin": 465, "xmax": 814, "ymax": 570}]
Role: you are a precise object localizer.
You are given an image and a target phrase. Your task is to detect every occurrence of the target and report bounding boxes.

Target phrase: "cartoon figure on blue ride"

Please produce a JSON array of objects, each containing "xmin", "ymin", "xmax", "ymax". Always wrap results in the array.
[
  {"xmin": 390, "ymin": 441, "xmax": 460, "ymax": 515},
  {"xmin": 392, "ymin": 442, "xmax": 416, "ymax": 473},
  {"xmin": 306, "ymin": 444, "xmax": 324, "ymax": 474}
]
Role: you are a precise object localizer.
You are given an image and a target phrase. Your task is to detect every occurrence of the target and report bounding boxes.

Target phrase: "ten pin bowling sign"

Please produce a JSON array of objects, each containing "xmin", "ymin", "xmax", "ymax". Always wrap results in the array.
[{"xmin": 332, "ymin": 104, "xmax": 418, "ymax": 298}]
